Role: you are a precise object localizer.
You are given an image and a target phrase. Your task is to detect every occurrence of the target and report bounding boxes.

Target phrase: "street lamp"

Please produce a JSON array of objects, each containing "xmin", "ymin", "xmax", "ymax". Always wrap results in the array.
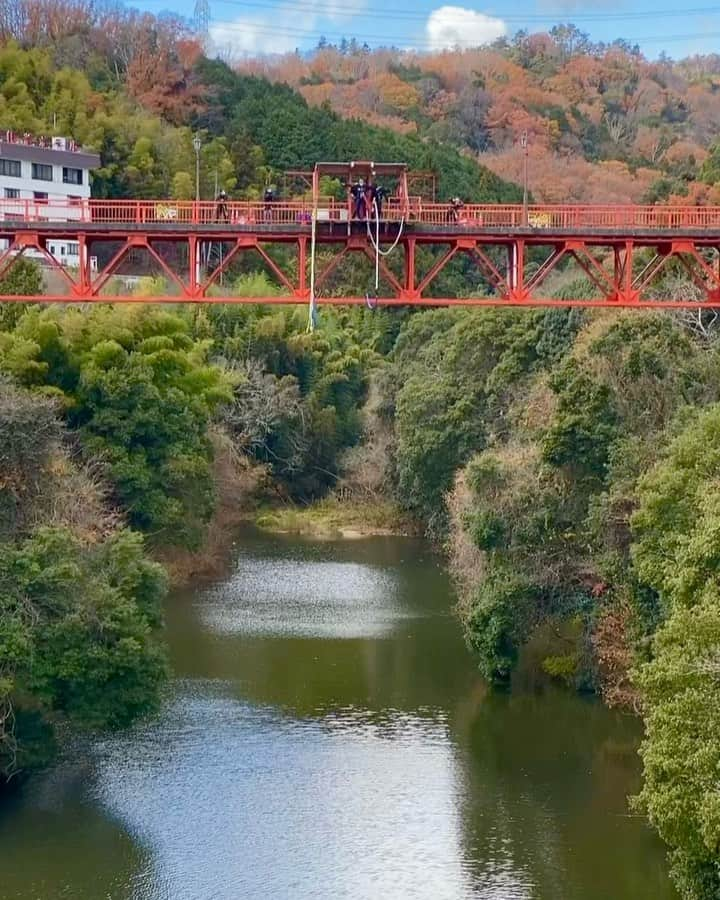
[
  {"xmin": 192, "ymin": 134, "xmax": 202, "ymax": 203},
  {"xmin": 520, "ymin": 131, "xmax": 528, "ymax": 227}
]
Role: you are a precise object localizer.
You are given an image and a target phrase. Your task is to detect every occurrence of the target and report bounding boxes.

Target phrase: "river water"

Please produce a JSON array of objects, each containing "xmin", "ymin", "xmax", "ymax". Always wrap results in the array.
[{"xmin": 1, "ymin": 529, "xmax": 675, "ymax": 899}]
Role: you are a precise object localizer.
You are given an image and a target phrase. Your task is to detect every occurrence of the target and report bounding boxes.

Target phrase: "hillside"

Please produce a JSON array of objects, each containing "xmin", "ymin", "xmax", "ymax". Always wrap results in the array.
[
  {"xmin": 241, "ymin": 29, "xmax": 720, "ymax": 205},
  {"xmin": 0, "ymin": 5, "xmax": 519, "ymax": 206}
]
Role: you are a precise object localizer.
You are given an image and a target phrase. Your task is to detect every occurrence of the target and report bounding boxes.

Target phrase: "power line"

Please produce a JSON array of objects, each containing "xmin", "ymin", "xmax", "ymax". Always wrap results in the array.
[
  {"xmin": 132, "ymin": 0, "xmax": 720, "ymax": 50},
  {"xmin": 203, "ymin": 19, "xmax": 720, "ymax": 48},
  {"xmin": 135, "ymin": 0, "xmax": 720, "ymax": 26},
  {"xmin": 206, "ymin": 0, "xmax": 720, "ymax": 24}
]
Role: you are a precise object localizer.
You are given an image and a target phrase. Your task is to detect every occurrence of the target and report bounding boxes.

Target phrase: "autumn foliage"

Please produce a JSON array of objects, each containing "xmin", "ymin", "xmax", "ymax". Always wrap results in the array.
[
  {"xmin": 245, "ymin": 28, "xmax": 720, "ymax": 204},
  {"xmin": 0, "ymin": 0, "xmax": 206, "ymax": 125}
]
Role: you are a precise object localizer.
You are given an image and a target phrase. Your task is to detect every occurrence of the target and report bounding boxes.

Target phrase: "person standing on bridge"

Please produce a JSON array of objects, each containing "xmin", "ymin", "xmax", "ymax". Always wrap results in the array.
[
  {"xmin": 364, "ymin": 180, "xmax": 375, "ymax": 220},
  {"xmin": 263, "ymin": 186, "xmax": 276, "ymax": 223},
  {"xmin": 372, "ymin": 184, "xmax": 387, "ymax": 219},
  {"xmin": 447, "ymin": 197, "xmax": 464, "ymax": 224},
  {"xmin": 350, "ymin": 179, "xmax": 366, "ymax": 220},
  {"xmin": 215, "ymin": 189, "xmax": 229, "ymax": 223}
]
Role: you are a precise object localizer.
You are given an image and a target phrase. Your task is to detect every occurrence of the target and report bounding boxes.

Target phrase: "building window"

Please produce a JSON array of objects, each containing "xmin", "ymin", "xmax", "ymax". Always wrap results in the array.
[
  {"xmin": 33, "ymin": 191, "xmax": 48, "ymax": 201},
  {"xmin": 66, "ymin": 242, "xmax": 79, "ymax": 256},
  {"xmin": 4, "ymin": 188, "xmax": 19, "ymax": 199},
  {"xmin": 0, "ymin": 159, "xmax": 21, "ymax": 177},
  {"xmin": 31, "ymin": 163, "xmax": 53, "ymax": 181},
  {"xmin": 62, "ymin": 167, "xmax": 82, "ymax": 185}
]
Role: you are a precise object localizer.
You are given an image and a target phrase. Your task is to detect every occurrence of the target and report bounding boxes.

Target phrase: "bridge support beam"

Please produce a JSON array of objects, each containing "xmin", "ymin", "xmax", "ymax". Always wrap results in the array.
[{"xmin": 0, "ymin": 221, "xmax": 716, "ymax": 308}]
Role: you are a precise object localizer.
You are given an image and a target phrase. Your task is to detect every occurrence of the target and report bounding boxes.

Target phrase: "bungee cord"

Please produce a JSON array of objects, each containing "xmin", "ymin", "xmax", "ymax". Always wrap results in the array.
[
  {"xmin": 365, "ymin": 198, "xmax": 405, "ymax": 308},
  {"xmin": 307, "ymin": 203, "xmax": 318, "ymax": 333}
]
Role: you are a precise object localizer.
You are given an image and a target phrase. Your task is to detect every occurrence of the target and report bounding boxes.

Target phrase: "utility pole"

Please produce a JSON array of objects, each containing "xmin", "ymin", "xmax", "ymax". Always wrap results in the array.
[
  {"xmin": 521, "ymin": 130, "xmax": 528, "ymax": 227},
  {"xmin": 193, "ymin": 134, "xmax": 202, "ymax": 204},
  {"xmin": 193, "ymin": 134, "xmax": 202, "ymax": 285},
  {"xmin": 214, "ymin": 169, "xmax": 222, "ymax": 286}
]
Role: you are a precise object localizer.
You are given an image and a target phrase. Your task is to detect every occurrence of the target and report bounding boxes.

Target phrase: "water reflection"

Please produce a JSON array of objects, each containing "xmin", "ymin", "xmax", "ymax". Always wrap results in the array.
[
  {"xmin": 0, "ymin": 760, "xmax": 151, "ymax": 899},
  {"xmin": 91, "ymin": 688, "xmax": 477, "ymax": 900},
  {"xmin": 200, "ymin": 554, "xmax": 403, "ymax": 638},
  {"xmin": 0, "ymin": 528, "xmax": 676, "ymax": 900}
]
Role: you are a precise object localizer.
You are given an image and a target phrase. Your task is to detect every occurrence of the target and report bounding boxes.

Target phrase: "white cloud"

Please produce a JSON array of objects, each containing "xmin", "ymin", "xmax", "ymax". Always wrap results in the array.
[
  {"xmin": 426, "ymin": 6, "xmax": 507, "ymax": 51},
  {"xmin": 209, "ymin": 17, "xmax": 299, "ymax": 57},
  {"xmin": 209, "ymin": 0, "xmax": 367, "ymax": 59}
]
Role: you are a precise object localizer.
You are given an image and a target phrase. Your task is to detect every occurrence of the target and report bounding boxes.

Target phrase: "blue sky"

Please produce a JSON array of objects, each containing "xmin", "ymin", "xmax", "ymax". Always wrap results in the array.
[{"xmin": 130, "ymin": 0, "xmax": 720, "ymax": 60}]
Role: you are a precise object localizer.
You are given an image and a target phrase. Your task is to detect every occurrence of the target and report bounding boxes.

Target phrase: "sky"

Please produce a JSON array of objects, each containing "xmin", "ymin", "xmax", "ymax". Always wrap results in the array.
[{"xmin": 129, "ymin": 0, "xmax": 720, "ymax": 60}]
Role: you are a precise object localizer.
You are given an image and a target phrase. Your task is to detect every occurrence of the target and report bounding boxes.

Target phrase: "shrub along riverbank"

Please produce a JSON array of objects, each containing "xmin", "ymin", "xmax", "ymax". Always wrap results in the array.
[
  {"xmin": 0, "ymin": 291, "xmax": 389, "ymax": 788},
  {"xmin": 377, "ymin": 306, "xmax": 720, "ymax": 898}
]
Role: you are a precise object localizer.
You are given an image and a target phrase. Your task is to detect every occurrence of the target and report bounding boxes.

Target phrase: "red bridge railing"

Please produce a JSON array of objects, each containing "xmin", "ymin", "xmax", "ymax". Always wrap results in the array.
[{"xmin": 2, "ymin": 199, "xmax": 720, "ymax": 230}]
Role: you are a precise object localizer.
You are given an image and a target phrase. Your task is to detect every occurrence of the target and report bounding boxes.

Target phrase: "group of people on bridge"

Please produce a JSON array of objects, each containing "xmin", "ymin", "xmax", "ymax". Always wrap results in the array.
[
  {"xmin": 348, "ymin": 179, "xmax": 389, "ymax": 220},
  {"xmin": 210, "ymin": 183, "xmax": 467, "ymax": 225},
  {"xmin": 214, "ymin": 187, "xmax": 280, "ymax": 223}
]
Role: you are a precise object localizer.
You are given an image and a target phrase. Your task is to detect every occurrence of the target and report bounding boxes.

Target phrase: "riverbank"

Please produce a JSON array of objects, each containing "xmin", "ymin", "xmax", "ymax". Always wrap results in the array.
[
  {"xmin": 253, "ymin": 497, "xmax": 421, "ymax": 539},
  {"xmin": 155, "ymin": 441, "xmax": 266, "ymax": 586},
  {"xmin": 155, "ymin": 440, "xmax": 418, "ymax": 585}
]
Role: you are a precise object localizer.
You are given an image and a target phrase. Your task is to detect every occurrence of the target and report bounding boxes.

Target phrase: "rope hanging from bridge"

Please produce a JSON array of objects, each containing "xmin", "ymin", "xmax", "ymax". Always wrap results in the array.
[
  {"xmin": 365, "ymin": 200, "xmax": 405, "ymax": 308},
  {"xmin": 366, "ymin": 203, "xmax": 405, "ymax": 260},
  {"xmin": 307, "ymin": 203, "xmax": 318, "ymax": 333}
]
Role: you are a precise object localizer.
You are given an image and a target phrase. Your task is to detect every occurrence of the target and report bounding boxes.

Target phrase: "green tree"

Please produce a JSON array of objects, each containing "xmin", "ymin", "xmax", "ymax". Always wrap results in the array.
[
  {"xmin": 171, "ymin": 171, "xmax": 194, "ymax": 199},
  {"xmin": 635, "ymin": 589, "xmax": 720, "ymax": 899},
  {"xmin": 629, "ymin": 405, "xmax": 720, "ymax": 897},
  {"xmin": 391, "ymin": 308, "xmax": 548, "ymax": 532},
  {"xmin": 0, "ymin": 307, "xmax": 232, "ymax": 548},
  {"xmin": 0, "ymin": 259, "xmax": 43, "ymax": 330},
  {"xmin": 0, "ymin": 526, "xmax": 168, "ymax": 779}
]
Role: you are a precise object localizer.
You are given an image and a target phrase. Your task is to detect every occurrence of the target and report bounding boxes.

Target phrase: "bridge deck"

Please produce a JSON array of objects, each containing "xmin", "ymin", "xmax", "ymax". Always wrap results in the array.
[
  {"xmin": 4, "ymin": 221, "xmax": 720, "ymax": 244},
  {"xmin": 2, "ymin": 199, "xmax": 720, "ymax": 236}
]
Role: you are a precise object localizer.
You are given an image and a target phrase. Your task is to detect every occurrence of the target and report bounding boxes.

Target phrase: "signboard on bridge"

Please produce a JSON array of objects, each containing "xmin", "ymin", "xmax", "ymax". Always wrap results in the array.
[
  {"xmin": 528, "ymin": 212, "xmax": 552, "ymax": 228},
  {"xmin": 154, "ymin": 204, "xmax": 178, "ymax": 221}
]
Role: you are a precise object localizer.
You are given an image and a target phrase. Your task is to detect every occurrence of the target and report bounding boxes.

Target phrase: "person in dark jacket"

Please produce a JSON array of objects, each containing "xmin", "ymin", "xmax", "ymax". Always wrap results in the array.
[
  {"xmin": 215, "ymin": 189, "xmax": 229, "ymax": 222},
  {"xmin": 263, "ymin": 186, "xmax": 276, "ymax": 222},
  {"xmin": 350, "ymin": 179, "xmax": 366, "ymax": 219},
  {"xmin": 447, "ymin": 197, "xmax": 464, "ymax": 223},
  {"xmin": 373, "ymin": 184, "xmax": 388, "ymax": 218}
]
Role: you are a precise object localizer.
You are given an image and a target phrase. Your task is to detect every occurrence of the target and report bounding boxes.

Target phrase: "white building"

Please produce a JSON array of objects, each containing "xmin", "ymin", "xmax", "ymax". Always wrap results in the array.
[{"xmin": 0, "ymin": 133, "xmax": 101, "ymax": 268}]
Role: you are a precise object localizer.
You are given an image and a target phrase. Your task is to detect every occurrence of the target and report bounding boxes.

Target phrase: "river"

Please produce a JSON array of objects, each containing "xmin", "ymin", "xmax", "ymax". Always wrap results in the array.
[{"xmin": 1, "ymin": 528, "xmax": 675, "ymax": 899}]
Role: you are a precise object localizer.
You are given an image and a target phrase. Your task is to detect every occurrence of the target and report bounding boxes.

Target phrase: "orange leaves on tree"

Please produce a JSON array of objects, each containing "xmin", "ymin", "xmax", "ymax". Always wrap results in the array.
[{"xmin": 126, "ymin": 36, "xmax": 205, "ymax": 125}]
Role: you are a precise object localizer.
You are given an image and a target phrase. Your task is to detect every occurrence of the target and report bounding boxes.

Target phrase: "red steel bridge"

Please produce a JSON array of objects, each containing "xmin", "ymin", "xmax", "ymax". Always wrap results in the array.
[{"xmin": 2, "ymin": 161, "xmax": 720, "ymax": 308}]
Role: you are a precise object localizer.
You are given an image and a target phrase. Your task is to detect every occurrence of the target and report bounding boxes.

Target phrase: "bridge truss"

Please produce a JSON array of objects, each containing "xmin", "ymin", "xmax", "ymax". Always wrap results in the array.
[{"xmin": 1, "ymin": 199, "xmax": 720, "ymax": 307}]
